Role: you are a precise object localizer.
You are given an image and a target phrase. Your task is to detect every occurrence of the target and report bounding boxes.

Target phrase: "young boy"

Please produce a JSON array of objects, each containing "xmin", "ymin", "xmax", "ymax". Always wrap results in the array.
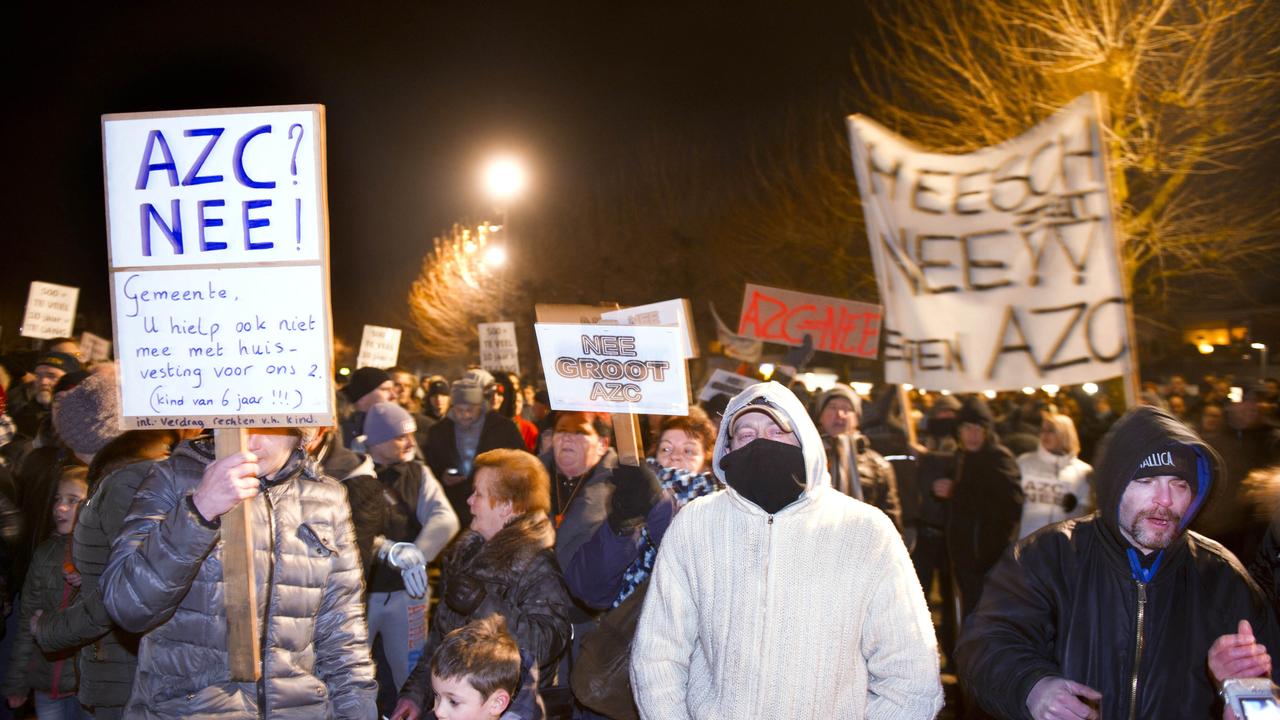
[{"xmin": 396, "ymin": 615, "xmax": 522, "ymax": 720}]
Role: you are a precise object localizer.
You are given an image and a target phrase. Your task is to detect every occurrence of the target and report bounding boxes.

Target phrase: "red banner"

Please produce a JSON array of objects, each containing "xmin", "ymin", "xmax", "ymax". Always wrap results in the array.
[{"xmin": 737, "ymin": 283, "xmax": 882, "ymax": 358}]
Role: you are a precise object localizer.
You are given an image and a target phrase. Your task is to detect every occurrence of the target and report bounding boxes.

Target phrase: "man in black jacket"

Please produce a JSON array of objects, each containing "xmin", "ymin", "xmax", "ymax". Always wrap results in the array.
[{"xmin": 957, "ymin": 406, "xmax": 1280, "ymax": 720}]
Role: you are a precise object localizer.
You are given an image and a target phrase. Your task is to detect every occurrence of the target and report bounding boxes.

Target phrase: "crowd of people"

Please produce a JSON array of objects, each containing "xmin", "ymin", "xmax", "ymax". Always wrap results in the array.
[{"xmin": 0, "ymin": 337, "xmax": 1278, "ymax": 719}]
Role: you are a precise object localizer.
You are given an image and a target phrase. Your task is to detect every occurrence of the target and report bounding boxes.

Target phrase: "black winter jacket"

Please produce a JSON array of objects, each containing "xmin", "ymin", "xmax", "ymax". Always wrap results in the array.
[
  {"xmin": 399, "ymin": 512, "xmax": 571, "ymax": 713},
  {"xmin": 424, "ymin": 412, "xmax": 526, "ymax": 527},
  {"xmin": 946, "ymin": 437, "xmax": 1023, "ymax": 575},
  {"xmin": 957, "ymin": 406, "xmax": 1280, "ymax": 720}
]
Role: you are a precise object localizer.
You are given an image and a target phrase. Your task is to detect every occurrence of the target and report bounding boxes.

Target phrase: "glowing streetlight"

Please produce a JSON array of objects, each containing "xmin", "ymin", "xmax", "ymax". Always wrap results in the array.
[
  {"xmin": 483, "ymin": 245, "xmax": 507, "ymax": 268},
  {"xmin": 482, "ymin": 156, "xmax": 528, "ymax": 203},
  {"xmin": 1252, "ymin": 342, "xmax": 1268, "ymax": 379},
  {"xmin": 1082, "ymin": 382, "xmax": 1099, "ymax": 395}
]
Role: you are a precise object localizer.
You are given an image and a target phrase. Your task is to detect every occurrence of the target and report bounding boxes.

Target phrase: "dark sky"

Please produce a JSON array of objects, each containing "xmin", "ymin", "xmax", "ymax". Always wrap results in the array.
[{"xmin": 1, "ymin": 1, "xmax": 873, "ymax": 351}]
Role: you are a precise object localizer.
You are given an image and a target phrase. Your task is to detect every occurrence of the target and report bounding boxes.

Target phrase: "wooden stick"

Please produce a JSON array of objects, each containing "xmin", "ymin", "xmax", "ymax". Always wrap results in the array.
[
  {"xmin": 897, "ymin": 385, "xmax": 919, "ymax": 448},
  {"xmin": 214, "ymin": 428, "xmax": 261, "ymax": 682},
  {"xmin": 610, "ymin": 413, "xmax": 644, "ymax": 467}
]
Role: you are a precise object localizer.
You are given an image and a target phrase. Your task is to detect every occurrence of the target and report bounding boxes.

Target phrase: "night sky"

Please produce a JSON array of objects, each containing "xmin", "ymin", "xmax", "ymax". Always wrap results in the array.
[{"xmin": 1, "ymin": 1, "xmax": 875, "ymax": 356}]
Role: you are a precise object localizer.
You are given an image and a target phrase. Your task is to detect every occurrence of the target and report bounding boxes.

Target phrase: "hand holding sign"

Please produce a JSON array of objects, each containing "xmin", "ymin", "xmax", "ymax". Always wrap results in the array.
[{"xmin": 192, "ymin": 449, "xmax": 262, "ymax": 522}]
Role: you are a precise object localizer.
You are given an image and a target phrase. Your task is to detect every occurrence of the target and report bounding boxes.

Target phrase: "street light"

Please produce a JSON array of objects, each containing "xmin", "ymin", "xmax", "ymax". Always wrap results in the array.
[
  {"xmin": 482, "ymin": 245, "xmax": 507, "ymax": 268},
  {"xmin": 1252, "ymin": 342, "xmax": 1268, "ymax": 379},
  {"xmin": 482, "ymin": 156, "xmax": 527, "ymax": 203}
]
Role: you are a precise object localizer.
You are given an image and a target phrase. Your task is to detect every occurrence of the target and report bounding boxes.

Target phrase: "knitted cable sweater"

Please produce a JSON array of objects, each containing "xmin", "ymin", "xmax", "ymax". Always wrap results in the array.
[{"xmin": 630, "ymin": 381, "xmax": 943, "ymax": 719}]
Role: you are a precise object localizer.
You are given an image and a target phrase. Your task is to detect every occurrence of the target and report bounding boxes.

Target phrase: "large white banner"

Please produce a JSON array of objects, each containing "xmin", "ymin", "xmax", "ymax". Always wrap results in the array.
[
  {"xmin": 848, "ymin": 94, "xmax": 1129, "ymax": 392},
  {"xmin": 104, "ymin": 105, "xmax": 334, "ymax": 429}
]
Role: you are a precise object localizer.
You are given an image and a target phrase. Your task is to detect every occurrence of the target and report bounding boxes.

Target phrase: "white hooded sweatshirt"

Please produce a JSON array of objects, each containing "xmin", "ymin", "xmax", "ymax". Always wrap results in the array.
[{"xmin": 630, "ymin": 382, "xmax": 942, "ymax": 719}]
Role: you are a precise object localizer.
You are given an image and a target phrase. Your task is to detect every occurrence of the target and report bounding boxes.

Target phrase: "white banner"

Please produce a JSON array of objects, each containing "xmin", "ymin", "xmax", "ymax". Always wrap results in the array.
[
  {"xmin": 479, "ymin": 321, "xmax": 520, "ymax": 374},
  {"xmin": 697, "ymin": 368, "xmax": 757, "ymax": 402},
  {"xmin": 600, "ymin": 298, "xmax": 699, "ymax": 358},
  {"xmin": 22, "ymin": 281, "xmax": 79, "ymax": 340},
  {"xmin": 104, "ymin": 105, "xmax": 334, "ymax": 429},
  {"xmin": 80, "ymin": 331, "xmax": 112, "ymax": 362},
  {"xmin": 535, "ymin": 323, "xmax": 688, "ymax": 415},
  {"xmin": 848, "ymin": 94, "xmax": 1129, "ymax": 392},
  {"xmin": 357, "ymin": 325, "xmax": 402, "ymax": 369}
]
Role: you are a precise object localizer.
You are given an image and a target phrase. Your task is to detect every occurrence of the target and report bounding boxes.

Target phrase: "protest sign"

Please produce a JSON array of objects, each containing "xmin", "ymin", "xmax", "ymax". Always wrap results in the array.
[
  {"xmin": 710, "ymin": 302, "xmax": 762, "ymax": 362},
  {"xmin": 534, "ymin": 303, "xmax": 617, "ymax": 324},
  {"xmin": 848, "ymin": 93, "xmax": 1130, "ymax": 393},
  {"xmin": 737, "ymin": 283, "xmax": 882, "ymax": 359},
  {"xmin": 104, "ymin": 105, "xmax": 334, "ymax": 430},
  {"xmin": 357, "ymin": 325, "xmax": 402, "ymax": 369},
  {"xmin": 104, "ymin": 104, "xmax": 333, "ymax": 680},
  {"xmin": 698, "ymin": 368, "xmax": 757, "ymax": 402},
  {"xmin": 22, "ymin": 281, "xmax": 79, "ymax": 340},
  {"xmin": 600, "ymin": 298, "xmax": 699, "ymax": 358},
  {"xmin": 80, "ymin": 331, "xmax": 112, "ymax": 362},
  {"xmin": 479, "ymin": 322, "xmax": 520, "ymax": 374},
  {"xmin": 534, "ymin": 323, "xmax": 688, "ymax": 416}
]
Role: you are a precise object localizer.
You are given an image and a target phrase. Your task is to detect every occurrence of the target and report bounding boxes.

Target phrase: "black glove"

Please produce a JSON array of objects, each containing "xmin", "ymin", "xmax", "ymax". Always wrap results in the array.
[
  {"xmin": 1061, "ymin": 493, "xmax": 1079, "ymax": 513},
  {"xmin": 609, "ymin": 463, "xmax": 664, "ymax": 533},
  {"xmin": 445, "ymin": 571, "xmax": 488, "ymax": 616}
]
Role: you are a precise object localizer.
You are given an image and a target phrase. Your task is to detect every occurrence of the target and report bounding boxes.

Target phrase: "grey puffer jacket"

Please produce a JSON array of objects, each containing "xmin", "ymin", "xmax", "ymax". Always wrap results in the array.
[{"xmin": 100, "ymin": 438, "xmax": 377, "ymax": 719}]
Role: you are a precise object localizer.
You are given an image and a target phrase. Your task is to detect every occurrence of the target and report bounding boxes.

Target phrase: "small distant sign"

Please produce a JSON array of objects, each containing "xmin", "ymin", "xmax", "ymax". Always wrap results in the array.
[
  {"xmin": 357, "ymin": 325, "xmax": 401, "ymax": 369},
  {"xmin": 697, "ymin": 369, "xmax": 757, "ymax": 402},
  {"xmin": 80, "ymin": 331, "xmax": 113, "ymax": 362},
  {"xmin": 600, "ymin": 298, "xmax": 699, "ymax": 359},
  {"xmin": 479, "ymin": 322, "xmax": 520, "ymax": 374},
  {"xmin": 22, "ymin": 281, "xmax": 79, "ymax": 340}
]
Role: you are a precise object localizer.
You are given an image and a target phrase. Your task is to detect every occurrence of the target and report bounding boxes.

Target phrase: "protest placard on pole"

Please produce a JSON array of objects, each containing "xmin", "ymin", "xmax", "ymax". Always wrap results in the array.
[
  {"xmin": 848, "ymin": 93, "xmax": 1134, "ymax": 396},
  {"xmin": 21, "ymin": 281, "xmax": 79, "ymax": 340},
  {"xmin": 600, "ymin": 298, "xmax": 699, "ymax": 358},
  {"xmin": 736, "ymin": 283, "xmax": 882, "ymax": 359},
  {"xmin": 356, "ymin": 325, "xmax": 402, "ymax": 369},
  {"xmin": 80, "ymin": 331, "xmax": 112, "ymax": 362},
  {"xmin": 535, "ymin": 323, "xmax": 688, "ymax": 465},
  {"xmin": 103, "ymin": 104, "xmax": 333, "ymax": 681},
  {"xmin": 478, "ymin": 321, "xmax": 520, "ymax": 374}
]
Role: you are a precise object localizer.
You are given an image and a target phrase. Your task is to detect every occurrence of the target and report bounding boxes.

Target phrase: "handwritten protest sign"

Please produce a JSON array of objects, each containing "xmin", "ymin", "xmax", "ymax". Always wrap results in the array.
[
  {"xmin": 356, "ymin": 325, "xmax": 401, "ymax": 369},
  {"xmin": 600, "ymin": 298, "xmax": 699, "ymax": 358},
  {"xmin": 534, "ymin": 323, "xmax": 688, "ymax": 416},
  {"xmin": 848, "ymin": 94, "xmax": 1129, "ymax": 393},
  {"xmin": 80, "ymin": 332, "xmax": 112, "ymax": 362},
  {"xmin": 22, "ymin": 282, "xmax": 79, "ymax": 340},
  {"xmin": 479, "ymin": 322, "xmax": 520, "ymax": 374},
  {"xmin": 104, "ymin": 105, "xmax": 334, "ymax": 429},
  {"xmin": 698, "ymin": 368, "xmax": 757, "ymax": 402},
  {"xmin": 737, "ymin": 284, "xmax": 882, "ymax": 359}
]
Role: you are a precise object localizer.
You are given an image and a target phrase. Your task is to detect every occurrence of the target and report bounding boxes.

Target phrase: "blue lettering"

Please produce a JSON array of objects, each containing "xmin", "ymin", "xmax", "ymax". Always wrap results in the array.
[
  {"xmin": 198, "ymin": 199, "xmax": 226, "ymax": 251},
  {"xmin": 243, "ymin": 200, "xmax": 273, "ymax": 250},
  {"xmin": 233, "ymin": 125, "xmax": 275, "ymax": 189},
  {"xmin": 181, "ymin": 128, "xmax": 225, "ymax": 186},
  {"xmin": 135, "ymin": 130, "xmax": 178, "ymax": 189},
  {"xmin": 140, "ymin": 201, "xmax": 182, "ymax": 256}
]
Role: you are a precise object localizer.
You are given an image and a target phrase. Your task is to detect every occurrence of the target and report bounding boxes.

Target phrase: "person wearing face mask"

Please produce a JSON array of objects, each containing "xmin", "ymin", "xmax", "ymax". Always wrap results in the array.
[
  {"xmin": 361, "ymin": 402, "xmax": 461, "ymax": 710},
  {"xmin": 425, "ymin": 370, "xmax": 527, "ymax": 528},
  {"xmin": 630, "ymin": 382, "xmax": 942, "ymax": 719}
]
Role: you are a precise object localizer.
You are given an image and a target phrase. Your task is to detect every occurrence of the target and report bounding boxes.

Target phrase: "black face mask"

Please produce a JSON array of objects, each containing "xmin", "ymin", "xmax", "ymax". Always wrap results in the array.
[{"xmin": 720, "ymin": 439, "xmax": 807, "ymax": 514}]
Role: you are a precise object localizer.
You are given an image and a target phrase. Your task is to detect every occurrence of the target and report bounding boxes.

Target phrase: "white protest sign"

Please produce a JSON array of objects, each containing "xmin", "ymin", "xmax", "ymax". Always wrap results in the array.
[
  {"xmin": 534, "ymin": 323, "xmax": 689, "ymax": 416},
  {"xmin": 357, "ymin": 325, "xmax": 402, "ymax": 369},
  {"xmin": 600, "ymin": 298, "xmax": 699, "ymax": 358},
  {"xmin": 80, "ymin": 331, "xmax": 112, "ymax": 362},
  {"xmin": 848, "ymin": 93, "xmax": 1129, "ymax": 393},
  {"xmin": 479, "ymin": 322, "xmax": 520, "ymax": 374},
  {"xmin": 104, "ymin": 105, "xmax": 334, "ymax": 429},
  {"xmin": 698, "ymin": 369, "xmax": 757, "ymax": 402},
  {"xmin": 22, "ymin": 282, "xmax": 79, "ymax": 340}
]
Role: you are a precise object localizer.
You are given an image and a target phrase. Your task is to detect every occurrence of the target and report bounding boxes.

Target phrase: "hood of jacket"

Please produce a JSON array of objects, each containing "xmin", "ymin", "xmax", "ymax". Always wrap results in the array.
[
  {"xmin": 1093, "ymin": 405, "xmax": 1219, "ymax": 536},
  {"xmin": 712, "ymin": 381, "xmax": 828, "ymax": 496}
]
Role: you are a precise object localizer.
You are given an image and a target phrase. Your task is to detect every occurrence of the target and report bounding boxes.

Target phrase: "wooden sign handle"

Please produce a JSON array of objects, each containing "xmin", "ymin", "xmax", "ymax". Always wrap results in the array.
[
  {"xmin": 214, "ymin": 428, "xmax": 261, "ymax": 682},
  {"xmin": 610, "ymin": 413, "xmax": 644, "ymax": 467}
]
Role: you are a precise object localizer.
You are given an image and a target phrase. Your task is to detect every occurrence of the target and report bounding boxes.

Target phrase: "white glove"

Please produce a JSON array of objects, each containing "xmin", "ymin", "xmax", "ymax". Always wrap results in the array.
[{"xmin": 383, "ymin": 542, "xmax": 428, "ymax": 599}]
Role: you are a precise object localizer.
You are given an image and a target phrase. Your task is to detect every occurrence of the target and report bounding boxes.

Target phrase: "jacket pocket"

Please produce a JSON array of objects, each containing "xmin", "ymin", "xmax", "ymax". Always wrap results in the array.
[{"xmin": 298, "ymin": 522, "xmax": 337, "ymax": 558}]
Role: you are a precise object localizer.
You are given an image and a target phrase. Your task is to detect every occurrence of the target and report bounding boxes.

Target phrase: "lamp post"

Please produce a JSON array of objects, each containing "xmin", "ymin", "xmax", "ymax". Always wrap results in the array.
[
  {"xmin": 1252, "ymin": 342, "xmax": 1268, "ymax": 380},
  {"xmin": 480, "ymin": 155, "xmax": 527, "ymax": 322}
]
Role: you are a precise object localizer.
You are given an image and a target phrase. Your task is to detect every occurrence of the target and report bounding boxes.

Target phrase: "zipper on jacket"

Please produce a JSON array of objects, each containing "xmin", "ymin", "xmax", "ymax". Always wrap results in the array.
[
  {"xmin": 754, "ymin": 514, "xmax": 775, "ymax": 711},
  {"xmin": 257, "ymin": 488, "xmax": 278, "ymax": 720},
  {"xmin": 1128, "ymin": 581, "xmax": 1147, "ymax": 720}
]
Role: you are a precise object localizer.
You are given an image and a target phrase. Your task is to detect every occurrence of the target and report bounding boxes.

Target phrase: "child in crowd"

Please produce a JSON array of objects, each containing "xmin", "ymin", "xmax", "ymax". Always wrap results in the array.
[
  {"xmin": 422, "ymin": 616, "xmax": 524, "ymax": 720},
  {"xmin": 2, "ymin": 466, "xmax": 89, "ymax": 718}
]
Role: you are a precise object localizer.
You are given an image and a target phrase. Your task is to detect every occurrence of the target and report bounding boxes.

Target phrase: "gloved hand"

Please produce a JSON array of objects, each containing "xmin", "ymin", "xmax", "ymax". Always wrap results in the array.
[
  {"xmin": 445, "ymin": 571, "xmax": 488, "ymax": 616},
  {"xmin": 783, "ymin": 333, "xmax": 816, "ymax": 372},
  {"xmin": 1061, "ymin": 493, "xmax": 1079, "ymax": 513},
  {"xmin": 383, "ymin": 542, "xmax": 428, "ymax": 599},
  {"xmin": 1026, "ymin": 676, "xmax": 1101, "ymax": 720},
  {"xmin": 609, "ymin": 463, "xmax": 664, "ymax": 533}
]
